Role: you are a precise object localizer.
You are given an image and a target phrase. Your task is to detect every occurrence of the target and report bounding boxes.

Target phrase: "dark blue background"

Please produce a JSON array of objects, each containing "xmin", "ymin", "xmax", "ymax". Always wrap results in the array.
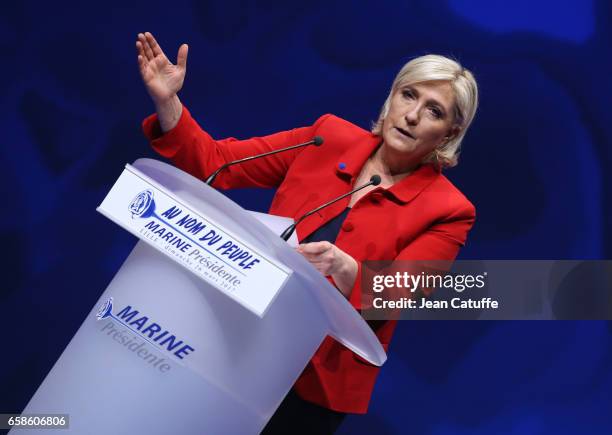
[{"xmin": 1, "ymin": 1, "xmax": 611, "ymax": 433}]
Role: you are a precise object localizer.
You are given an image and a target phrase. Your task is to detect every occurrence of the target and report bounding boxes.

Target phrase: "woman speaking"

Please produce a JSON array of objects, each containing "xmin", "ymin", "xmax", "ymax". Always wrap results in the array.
[{"xmin": 137, "ymin": 31, "xmax": 478, "ymax": 434}]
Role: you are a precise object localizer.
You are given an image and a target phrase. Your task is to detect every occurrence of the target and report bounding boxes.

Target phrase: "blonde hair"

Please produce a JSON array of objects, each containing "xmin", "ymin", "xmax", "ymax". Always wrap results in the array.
[{"xmin": 372, "ymin": 54, "xmax": 478, "ymax": 169}]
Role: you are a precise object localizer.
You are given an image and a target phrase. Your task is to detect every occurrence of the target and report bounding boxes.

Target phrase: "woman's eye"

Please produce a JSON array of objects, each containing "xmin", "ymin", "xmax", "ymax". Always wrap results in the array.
[
  {"xmin": 429, "ymin": 107, "xmax": 443, "ymax": 119},
  {"xmin": 402, "ymin": 89, "xmax": 414, "ymax": 99}
]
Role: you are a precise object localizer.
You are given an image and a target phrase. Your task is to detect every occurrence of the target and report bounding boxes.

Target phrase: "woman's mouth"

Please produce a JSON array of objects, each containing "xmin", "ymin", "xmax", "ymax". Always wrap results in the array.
[{"xmin": 395, "ymin": 127, "xmax": 415, "ymax": 139}]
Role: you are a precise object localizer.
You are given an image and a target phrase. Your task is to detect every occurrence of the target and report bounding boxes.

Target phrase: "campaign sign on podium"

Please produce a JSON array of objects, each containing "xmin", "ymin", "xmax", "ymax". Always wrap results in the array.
[
  {"xmin": 97, "ymin": 163, "xmax": 291, "ymax": 317},
  {"xmin": 13, "ymin": 159, "xmax": 386, "ymax": 435}
]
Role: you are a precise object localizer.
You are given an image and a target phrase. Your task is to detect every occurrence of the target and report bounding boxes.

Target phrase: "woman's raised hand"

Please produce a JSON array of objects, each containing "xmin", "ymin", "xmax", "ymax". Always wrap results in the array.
[{"xmin": 136, "ymin": 32, "xmax": 188, "ymax": 105}]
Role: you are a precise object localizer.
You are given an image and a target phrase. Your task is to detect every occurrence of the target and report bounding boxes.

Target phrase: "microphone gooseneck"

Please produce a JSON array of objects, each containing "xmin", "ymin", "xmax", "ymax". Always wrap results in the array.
[
  {"xmin": 205, "ymin": 136, "xmax": 324, "ymax": 185},
  {"xmin": 280, "ymin": 174, "xmax": 382, "ymax": 241}
]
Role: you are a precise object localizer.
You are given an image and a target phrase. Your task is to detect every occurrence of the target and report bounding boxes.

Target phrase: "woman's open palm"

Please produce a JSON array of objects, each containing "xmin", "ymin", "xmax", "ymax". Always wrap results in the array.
[{"xmin": 136, "ymin": 32, "xmax": 188, "ymax": 103}]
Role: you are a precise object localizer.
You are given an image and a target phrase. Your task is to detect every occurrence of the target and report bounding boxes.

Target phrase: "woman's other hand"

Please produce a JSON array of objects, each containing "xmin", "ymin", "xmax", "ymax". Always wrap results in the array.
[
  {"xmin": 297, "ymin": 241, "xmax": 358, "ymax": 298},
  {"xmin": 136, "ymin": 32, "xmax": 187, "ymax": 131}
]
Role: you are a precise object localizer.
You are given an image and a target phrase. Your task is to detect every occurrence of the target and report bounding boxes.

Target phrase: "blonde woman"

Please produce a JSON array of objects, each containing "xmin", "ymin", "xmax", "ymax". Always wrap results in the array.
[{"xmin": 137, "ymin": 31, "xmax": 478, "ymax": 434}]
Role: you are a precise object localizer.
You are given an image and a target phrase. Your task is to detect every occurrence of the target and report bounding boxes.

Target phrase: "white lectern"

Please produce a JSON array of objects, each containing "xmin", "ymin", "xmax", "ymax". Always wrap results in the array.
[{"xmin": 13, "ymin": 159, "xmax": 386, "ymax": 435}]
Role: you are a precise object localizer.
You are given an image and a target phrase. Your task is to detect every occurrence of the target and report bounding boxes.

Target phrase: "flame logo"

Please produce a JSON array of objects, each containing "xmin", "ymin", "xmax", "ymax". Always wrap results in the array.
[
  {"xmin": 129, "ymin": 190, "xmax": 155, "ymax": 219},
  {"xmin": 96, "ymin": 297, "xmax": 114, "ymax": 320}
]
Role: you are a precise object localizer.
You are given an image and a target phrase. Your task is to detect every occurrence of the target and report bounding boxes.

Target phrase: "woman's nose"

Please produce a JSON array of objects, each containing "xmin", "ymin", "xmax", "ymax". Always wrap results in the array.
[{"xmin": 404, "ymin": 107, "xmax": 419, "ymax": 125}]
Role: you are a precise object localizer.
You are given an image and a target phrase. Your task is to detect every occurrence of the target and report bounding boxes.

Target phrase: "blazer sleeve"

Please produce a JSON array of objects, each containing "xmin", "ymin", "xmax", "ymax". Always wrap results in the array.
[
  {"xmin": 348, "ymin": 200, "xmax": 476, "ymax": 310},
  {"xmin": 142, "ymin": 106, "xmax": 331, "ymax": 189}
]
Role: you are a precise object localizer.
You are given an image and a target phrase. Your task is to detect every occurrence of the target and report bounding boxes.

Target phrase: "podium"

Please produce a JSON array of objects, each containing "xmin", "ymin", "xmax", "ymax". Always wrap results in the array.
[{"xmin": 13, "ymin": 159, "xmax": 386, "ymax": 434}]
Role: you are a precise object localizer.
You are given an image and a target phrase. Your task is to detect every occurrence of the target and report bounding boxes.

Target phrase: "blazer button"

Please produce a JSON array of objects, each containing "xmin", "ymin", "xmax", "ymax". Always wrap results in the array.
[{"xmin": 342, "ymin": 222, "xmax": 354, "ymax": 232}]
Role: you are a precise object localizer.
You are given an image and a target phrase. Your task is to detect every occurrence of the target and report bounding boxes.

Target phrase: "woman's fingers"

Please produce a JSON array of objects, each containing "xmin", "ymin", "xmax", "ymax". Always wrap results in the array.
[
  {"xmin": 176, "ymin": 44, "xmax": 188, "ymax": 70},
  {"xmin": 297, "ymin": 242, "xmax": 337, "ymax": 275},
  {"xmin": 136, "ymin": 39, "xmax": 152, "ymax": 83},
  {"xmin": 136, "ymin": 40, "xmax": 147, "ymax": 64},
  {"xmin": 298, "ymin": 241, "xmax": 333, "ymax": 255},
  {"xmin": 137, "ymin": 53, "xmax": 146, "ymax": 73},
  {"xmin": 145, "ymin": 32, "xmax": 164, "ymax": 57},
  {"xmin": 137, "ymin": 34, "xmax": 147, "ymax": 58},
  {"xmin": 300, "ymin": 253, "xmax": 327, "ymax": 263},
  {"xmin": 139, "ymin": 33, "xmax": 155, "ymax": 61}
]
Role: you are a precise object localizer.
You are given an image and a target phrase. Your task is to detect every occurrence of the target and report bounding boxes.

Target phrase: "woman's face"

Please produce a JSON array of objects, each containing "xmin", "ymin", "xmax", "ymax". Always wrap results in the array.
[{"xmin": 381, "ymin": 80, "xmax": 458, "ymax": 163}]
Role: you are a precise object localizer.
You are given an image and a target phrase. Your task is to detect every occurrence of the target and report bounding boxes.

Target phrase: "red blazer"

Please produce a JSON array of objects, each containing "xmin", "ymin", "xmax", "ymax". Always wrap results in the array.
[{"xmin": 143, "ymin": 107, "xmax": 476, "ymax": 413}]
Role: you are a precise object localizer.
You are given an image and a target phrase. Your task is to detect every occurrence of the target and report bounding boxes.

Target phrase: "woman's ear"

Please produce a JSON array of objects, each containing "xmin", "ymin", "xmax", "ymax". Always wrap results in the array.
[{"xmin": 445, "ymin": 125, "xmax": 462, "ymax": 142}]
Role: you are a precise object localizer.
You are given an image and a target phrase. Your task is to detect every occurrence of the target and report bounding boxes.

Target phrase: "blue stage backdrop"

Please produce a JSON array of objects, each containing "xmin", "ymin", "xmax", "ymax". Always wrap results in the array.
[{"xmin": 1, "ymin": 1, "xmax": 611, "ymax": 434}]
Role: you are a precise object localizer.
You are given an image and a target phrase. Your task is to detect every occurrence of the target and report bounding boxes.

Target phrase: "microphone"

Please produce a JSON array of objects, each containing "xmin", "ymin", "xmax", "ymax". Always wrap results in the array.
[
  {"xmin": 280, "ymin": 174, "xmax": 382, "ymax": 241},
  {"xmin": 205, "ymin": 136, "xmax": 324, "ymax": 185}
]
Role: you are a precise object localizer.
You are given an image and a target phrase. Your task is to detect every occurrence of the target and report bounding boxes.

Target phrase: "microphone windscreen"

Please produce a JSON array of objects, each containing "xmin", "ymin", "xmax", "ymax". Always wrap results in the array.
[
  {"xmin": 370, "ymin": 174, "xmax": 381, "ymax": 186},
  {"xmin": 313, "ymin": 136, "xmax": 324, "ymax": 146}
]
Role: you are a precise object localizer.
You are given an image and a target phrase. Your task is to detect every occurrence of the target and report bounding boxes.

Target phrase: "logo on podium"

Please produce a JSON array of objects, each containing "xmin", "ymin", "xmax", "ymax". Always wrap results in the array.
[
  {"xmin": 96, "ymin": 297, "xmax": 114, "ymax": 320},
  {"xmin": 95, "ymin": 296, "xmax": 195, "ymax": 361},
  {"xmin": 129, "ymin": 190, "xmax": 155, "ymax": 218}
]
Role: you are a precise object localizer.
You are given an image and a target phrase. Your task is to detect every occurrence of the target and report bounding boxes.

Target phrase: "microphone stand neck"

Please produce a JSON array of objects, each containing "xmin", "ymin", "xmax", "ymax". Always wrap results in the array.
[{"xmin": 280, "ymin": 179, "xmax": 375, "ymax": 242}]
